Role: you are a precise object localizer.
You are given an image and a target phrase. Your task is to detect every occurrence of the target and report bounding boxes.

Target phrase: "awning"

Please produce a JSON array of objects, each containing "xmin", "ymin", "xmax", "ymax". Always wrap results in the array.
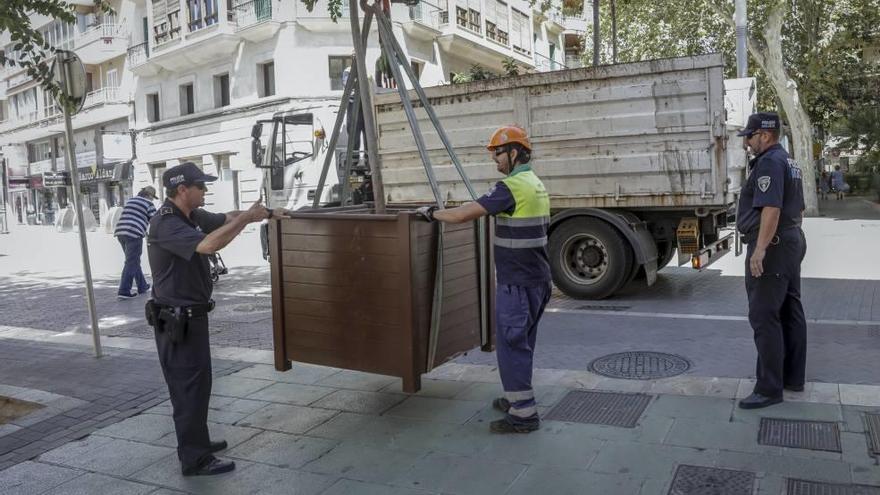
[{"xmin": 77, "ymin": 161, "xmax": 132, "ymax": 183}]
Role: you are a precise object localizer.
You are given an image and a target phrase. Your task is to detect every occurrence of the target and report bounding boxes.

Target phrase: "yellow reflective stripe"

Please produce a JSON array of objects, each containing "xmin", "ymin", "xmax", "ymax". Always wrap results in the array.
[
  {"xmin": 494, "ymin": 237, "xmax": 548, "ymax": 249},
  {"xmin": 495, "ymin": 216, "xmax": 550, "ymax": 227},
  {"xmin": 505, "ymin": 390, "xmax": 535, "ymax": 401},
  {"xmin": 508, "ymin": 405, "xmax": 538, "ymax": 418}
]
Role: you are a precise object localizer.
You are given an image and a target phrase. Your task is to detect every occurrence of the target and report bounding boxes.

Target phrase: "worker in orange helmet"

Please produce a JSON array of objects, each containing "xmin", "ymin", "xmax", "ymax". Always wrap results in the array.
[{"xmin": 417, "ymin": 125, "xmax": 551, "ymax": 433}]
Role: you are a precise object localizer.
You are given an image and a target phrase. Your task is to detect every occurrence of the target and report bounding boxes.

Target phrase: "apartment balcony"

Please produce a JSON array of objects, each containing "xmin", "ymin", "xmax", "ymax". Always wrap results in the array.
[
  {"xmin": 232, "ymin": 0, "xmax": 281, "ymax": 42},
  {"xmin": 436, "ymin": 11, "xmax": 535, "ymax": 70},
  {"xmin": 296, "ymin": 0, "xmax": 351, "ymax": 32},
  {"xmin": 402, "ymin": 4, "xmax": 442, "ymax": 41},
  {"xmin": 127, "ymin": 42, "xmax": 160, "ymax": 76},
  {"xmin": 533, "ymin": 52, "xmax": 566, "ymax": 72},
  {"xmin": 83, "ymin": 86, "xmax": 125, "ymax": 109},
  {"xmin": 147, "ymin": 12, "xmax": 240, "ymax": 72},
  {"xmin": 74, "ymin": 23, "xmax": 130, "ymax": 65},
  {"xmin": 560, "ymin": 8, "xmax": 588, "ymax": 34}
]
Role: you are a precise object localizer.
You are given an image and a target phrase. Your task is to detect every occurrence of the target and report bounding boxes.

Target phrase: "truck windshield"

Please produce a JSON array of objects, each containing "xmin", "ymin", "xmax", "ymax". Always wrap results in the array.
[{"xmin": 272, "ymin": 113, "xmax": 314, "ymax": 168}]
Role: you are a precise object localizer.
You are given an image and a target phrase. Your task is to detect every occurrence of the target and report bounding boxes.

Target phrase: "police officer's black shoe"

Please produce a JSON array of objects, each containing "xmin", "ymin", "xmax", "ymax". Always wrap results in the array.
[
  {"xmin": 181, "ymin": 456, "xmax": 235, "ymax": 476},
  {"xmin": 738, "ymin": 393, "xmax": 783, "ymax": 410},
  {"xmin": 784, "ymin": 384, "xmax": 805, "ymax": 392},
  {"xmin": 209, "ymin": 439, "xmax": 228, "ymax": 453},
  {"xmin": 492, "ymin": 397, "xmax": 511, "ymax": 413},
  {"xmin": 490, "ymin": 417, "xmax": 540, "ymax": 434}
]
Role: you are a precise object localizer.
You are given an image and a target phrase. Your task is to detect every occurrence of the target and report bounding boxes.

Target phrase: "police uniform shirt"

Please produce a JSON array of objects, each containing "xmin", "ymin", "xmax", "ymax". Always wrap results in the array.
[
  {"xmin": 737, "ymin": 144, "xmax": 805, "ymax": 236},
  {"xmin": 476, "ymin": 167, "xmax": 552, "ymax": 287},
  {"xmin": 147, "ymin": 200, "xmax": 227, "ymax": 307}
]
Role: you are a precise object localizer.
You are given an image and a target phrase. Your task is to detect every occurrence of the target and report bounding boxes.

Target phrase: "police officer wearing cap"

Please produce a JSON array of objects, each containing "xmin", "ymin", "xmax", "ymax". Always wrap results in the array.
[
  {"xmin": 736, "ymin": 112, "xmax": 808, "ymax": 410},
  {"xmin": 417, "ymin": 125, "xmax": 551, "ymax": 434},
  {"xmin": 146, "ymin": 162, "xmax": 281, "ymax": 475}
]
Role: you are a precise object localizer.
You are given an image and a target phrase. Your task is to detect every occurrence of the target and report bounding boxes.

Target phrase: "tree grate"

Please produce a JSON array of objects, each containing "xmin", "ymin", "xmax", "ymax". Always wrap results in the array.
[{"xmin": 786, "ymin": 479, "xmax": 880, "ymax": 495}]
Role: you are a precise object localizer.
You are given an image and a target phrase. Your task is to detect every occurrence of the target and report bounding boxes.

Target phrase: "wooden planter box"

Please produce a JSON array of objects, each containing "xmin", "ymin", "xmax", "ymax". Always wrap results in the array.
[{"xmin": 268, "ymin": 207, "xmax": 493, "ymax": 392}]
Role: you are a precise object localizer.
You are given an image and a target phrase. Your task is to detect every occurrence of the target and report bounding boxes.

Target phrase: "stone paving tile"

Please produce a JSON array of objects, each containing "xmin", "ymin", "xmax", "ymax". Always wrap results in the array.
[
  {"xmin": 482, "ymin": 428, "xmax": 605, "ymax": 470},
  {"xmin": 93, "ymin": 413, "xmax": 175, "ymax": 443},
  {"xmin": 210, "ymin": 376, "xmax": 273, "ymax": 399},
  {"xmin": 301, "ymin": 444, "xmax": 425, "ymax": 483},
  {"xmin": 505, "ymin": 465, "xmax": 646, "ymax": 495},
  {"xmin": 664, "ymin": 418, "xmax": 777, "ymax": 454},
  {"xmin": 131, "ymin": 454, "xmax": 336, "ymax": 495},
  {"xmin": 542, "ymin": 413, "xmax": 676, "ymax": 445},
  {"xmin": 244, "ymin": 382, "xmax": 336, "ymax": 406},
  {"xmin": 154, "ymin": 422, "xmax": 262, "ymax": 451},
  {"xmin": 237, "ymin": 403, "xmax": 338, "ymax": 434},
  {"xmin": 383, "ymin": 397, "xmax": 485, "ymax": 424},
  {"xmin": 314, "ymin": 370, "xmax": 400, "ymax": 392},
  {"xmin": 38, "ymin": 435, "xmax": 174, "ymax": 477},
  {"xmin": 841, "ymin": 384, "xmax": 880, "ymax": 407},
  {"xmin": 347, "ymin": 416, "xmax": 463, "ymax": 454},
  {"xmin": 229, "ymin": 363, "xmax": 340, "ymax": 386},
  {"xmin": 226, "ymin": 431, "xmax": 338, "ymax": 469},
  {"xmin": 715, "ymin": 450, "xmax": 854, "ymax": 484},
  {"xmin": 589, "ymin": 441, "xmax": 720, "ymax": 480},
  {"xmin": 391, "ymin": 451, "xmax": 527, "ymax": 495},
  {"xmin": 208, "ymin": 396, "xmax": 270, "ymax": 415},
  {"xmin": 729, "ymin": 400, "xmax": 844, "ymax": 425},
  {"xmin": 0, "ymin": 460, "xmax": 85, "ymax": 495},
  {"xmin": 811, "ymin": 382, "xmax": 842, "ymax": 403},
  {"xmin": 321, "ymin": 478, "xmax": 436, "ymax": 495},
  {"xmin": 310, "ymin": 389, "xmax": 407, "ymax": 415},
  {"xmin": 841, "ymin": 405, "xmax": 877, "ymax": 433},
  {"xmin": 50, "ymin": 472, "xmax": 157, "ymax": 495},
  {"xmin": 641, "ymin": 395, "xmax": 735, "ymax": 422},
  {"xmin": 382, "ymin": 379, "xmax": 474, "ymax": 399}
]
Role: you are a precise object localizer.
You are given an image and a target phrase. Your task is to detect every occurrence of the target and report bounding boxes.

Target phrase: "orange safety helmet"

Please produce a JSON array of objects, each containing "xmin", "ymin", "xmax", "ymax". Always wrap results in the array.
[{"xmin": 486, "ymin": 125, "xmax": 531, "ymax": 151}]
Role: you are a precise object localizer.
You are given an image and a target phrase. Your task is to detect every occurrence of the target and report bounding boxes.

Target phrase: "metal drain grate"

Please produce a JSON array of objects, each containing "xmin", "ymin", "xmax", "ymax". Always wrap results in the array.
[
  {"xmin": 787, "ymin": 479, "xmax": 880, "ymax": 495},
  {"xmin": 668, "ymin": 465, "xmax": 755, "ymax": 495},
  {"xmin": 589, "ymin": 351, "xmax": 692, "ymax": 380},
  {"xmin": 758, "ymin": 418, "xmax": 841, "ymax": 452},
  {"xmin": 866, "ymin": 413, "xmax": 880, "ymax": 456},
  {"xmin": 544, "ymin": 390, "xmax": 651, "ymax": 428}
]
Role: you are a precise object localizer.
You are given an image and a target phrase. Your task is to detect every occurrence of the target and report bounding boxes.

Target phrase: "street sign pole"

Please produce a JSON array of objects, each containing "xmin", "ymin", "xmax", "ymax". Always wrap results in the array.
[
  {"xmin": 0, "ymin": 157, "xmax": 9, "ymax": 234},
  {"xmin": 57, "ymin": 51, "xmax": 102, "ymax": 358}
]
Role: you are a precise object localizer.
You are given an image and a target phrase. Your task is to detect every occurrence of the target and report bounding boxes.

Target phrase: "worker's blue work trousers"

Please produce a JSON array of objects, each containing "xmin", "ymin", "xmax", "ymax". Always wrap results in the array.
[{"xmin": 495, "ymin": 282, "xmax": 552, "ymax": 423}]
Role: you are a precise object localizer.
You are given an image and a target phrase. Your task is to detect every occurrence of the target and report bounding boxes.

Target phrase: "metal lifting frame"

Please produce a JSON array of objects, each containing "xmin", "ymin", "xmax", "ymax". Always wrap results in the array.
[{"xmin": 312, "ymin": 0, "xmax": 492, "ymax": 368}]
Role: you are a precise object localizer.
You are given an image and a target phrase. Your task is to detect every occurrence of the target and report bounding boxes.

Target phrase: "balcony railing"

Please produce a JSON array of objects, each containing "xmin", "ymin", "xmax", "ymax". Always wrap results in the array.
[
  {"xmin": 408, "ymin": 3, "xmax": 442, "ymax": 30},
  {"xmin": 233, "ymin": 0, "xmax": 273, "ymax": 28},
  {"xmin": 127, "ymin": 42, "xmax": 149, "ymax": 66},
  {"xmin": 534, "ymin": 52, "xmax": 566, "ymax": 72},
  {"xmin": 83, "ymin": 86, "xmax": 122, "ymax": 108},
  {"xmin": 74, "ymin": 22, "xmax": 127, "ymax": 49}
]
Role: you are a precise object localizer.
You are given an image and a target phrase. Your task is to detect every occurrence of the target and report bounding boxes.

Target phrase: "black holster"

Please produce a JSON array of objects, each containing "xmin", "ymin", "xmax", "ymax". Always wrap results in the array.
[
  {"xmin": 158, "ymin": 307, "xmax": 188, "ymax": 344},
  {"xmin": 145, "ymin": 299, "xmax": 159, "ymax": 328}
]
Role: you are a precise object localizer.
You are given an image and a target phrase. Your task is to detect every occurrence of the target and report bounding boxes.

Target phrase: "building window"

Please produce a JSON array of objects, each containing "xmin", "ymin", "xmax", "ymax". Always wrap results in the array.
[
  {"xmin": 486, "ymin": 0, "xmax": 508, "ymax": 45},
  {"xmin": 410, "ymin": 60, "xmax": 423, "ymax": 81},
  {"xmin": 187, "ymin": 0, "xmax": 218, "ymax": 32},
  {"xmin": 146, "ymin": 93, "xmax": 160, "ymax": 122},
  {"xmin": 0, "ymin": 100, "xmax": 6, "ymax": 122},
  {"xmin": 258, "ymin": 61, "xmax": 275, "ymax": 98},
  {"xmin": 213, "ymin": 73, "xmax": 230, "ymax": 108},
  {"xmin": 328, "ymin": 56, "xmax": 352, "ymax": 91},
  {"xmin": 511, "ymin": 8, "xmax": 530, "ymax": 55},
  {"xmin": 179, "ymin": 83, "xmax": 194, "ymax": 115}
]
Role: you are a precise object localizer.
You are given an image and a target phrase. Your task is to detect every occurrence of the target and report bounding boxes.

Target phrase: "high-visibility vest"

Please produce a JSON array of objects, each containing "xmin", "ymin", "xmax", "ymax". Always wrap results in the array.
[{"xmin": 495, "ymin": 165, "xmax": 550, "ymax": 249}]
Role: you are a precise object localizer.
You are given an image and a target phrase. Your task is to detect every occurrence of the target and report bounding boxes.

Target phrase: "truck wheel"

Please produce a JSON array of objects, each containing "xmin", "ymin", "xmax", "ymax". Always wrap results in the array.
[
  {"xmin": 657, "ymin": 241, "xmax": 676, "ymax": 270},
  {"xmin": 549, "ymin": 217, "xmax": 633, "ymax": 300}
]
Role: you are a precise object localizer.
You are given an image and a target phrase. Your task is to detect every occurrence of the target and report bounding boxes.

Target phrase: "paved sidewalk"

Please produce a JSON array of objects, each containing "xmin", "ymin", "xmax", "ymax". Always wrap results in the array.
[{"xmin": 2, "ymin": 330, "xmax": 879, "ymax": 494}]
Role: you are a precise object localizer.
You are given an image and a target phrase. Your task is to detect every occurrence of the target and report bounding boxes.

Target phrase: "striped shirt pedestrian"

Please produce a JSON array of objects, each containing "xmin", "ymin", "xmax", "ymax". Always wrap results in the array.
[
  {"xmin": 115, "ymin": 194, "xmax": 157, "ymax": 239},
  {"xmin": 116, "ymin": 187, "xmax": 158, "ymax": 299}
]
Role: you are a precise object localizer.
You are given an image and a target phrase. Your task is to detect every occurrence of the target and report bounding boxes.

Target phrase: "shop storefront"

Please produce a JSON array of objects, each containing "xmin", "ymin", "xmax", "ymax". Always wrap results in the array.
[{"xmin": 77, "ymin": 161, "xmax": 133, "ymax": 223}]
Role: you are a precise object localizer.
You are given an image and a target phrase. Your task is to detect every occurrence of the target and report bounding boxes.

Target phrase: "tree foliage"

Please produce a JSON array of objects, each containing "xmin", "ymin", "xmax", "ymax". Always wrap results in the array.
[{"xmin": 0, "ymin": 0, "xmax": 113, "ymax": 112}]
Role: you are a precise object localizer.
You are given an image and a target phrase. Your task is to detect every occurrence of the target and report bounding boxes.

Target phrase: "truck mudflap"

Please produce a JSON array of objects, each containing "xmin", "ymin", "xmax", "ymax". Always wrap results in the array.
[{"xmin": 550, "ymin": 208, "xmax": 659, "ymax": 287}]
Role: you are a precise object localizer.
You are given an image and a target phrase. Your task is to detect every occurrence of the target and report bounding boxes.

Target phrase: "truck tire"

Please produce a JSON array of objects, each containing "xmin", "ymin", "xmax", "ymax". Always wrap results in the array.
[
  {"xmin": 549, "ymin": 217, "xmax": 633, "ymax": 300},
  {"xmin": 657, "ymin": 241, "xmax": 676, "ymax": 271}
]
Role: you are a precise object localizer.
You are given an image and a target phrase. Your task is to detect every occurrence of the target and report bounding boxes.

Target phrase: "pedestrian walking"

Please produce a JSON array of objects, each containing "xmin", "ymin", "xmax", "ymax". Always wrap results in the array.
[
  {"xmin": 114, "ymin": 186, "xmax": 158, "ymax": 299},
  {"xmin": 145, "ymin": 162, "xmax": 283, "ymax": 476},
  {"xmin": 831, "ymin": 165, "xmax": 846, "ymax": 200},
  {"xmin": 819, "ymin": 171, "xmax": 830, "ymax": 200},
  {"xmin": 736, "ymin": 112, "xmax": 808, "ymax": 410},
  {"xmin": 417, "ymin": 126, "xmax": 551, "ymax": 433}
]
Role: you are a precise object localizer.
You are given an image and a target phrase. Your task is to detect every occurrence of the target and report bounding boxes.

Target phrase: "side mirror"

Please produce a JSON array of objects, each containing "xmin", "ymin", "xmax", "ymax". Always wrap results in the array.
[
  {"xmin": 251, "ymin": 138, "xmax": 263, "ymax": 167},
  {"xmin": 251, "ymin": 123, "xmax": 262, "ymax": 139}
]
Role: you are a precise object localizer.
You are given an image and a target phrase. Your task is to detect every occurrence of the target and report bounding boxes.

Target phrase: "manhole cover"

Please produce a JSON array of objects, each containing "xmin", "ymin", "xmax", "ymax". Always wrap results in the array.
[
  {"xmin": 544, "ymin": 390, "xmax": 651, "ymax": 428},
  {"xmin": 589, "ymin": 351, "xmax": 691, "ymax": 380},
  {"xmin": 232, "ymin": 303, "xmax": 272, "ymax": 313},
  {"xmin": 668, "ymin": 465, "xmax": 755, "ymax": 495},
  {"xmin": 865, "ymin": 413, "xmax": 880, "ymax": 456},
  {"xmin": 758, "ymin": 418, "xmax": 841, "ymax": 452},
  {"xmin": 787, "ymin": 479, "xmax": 880, "ymax": 495}
]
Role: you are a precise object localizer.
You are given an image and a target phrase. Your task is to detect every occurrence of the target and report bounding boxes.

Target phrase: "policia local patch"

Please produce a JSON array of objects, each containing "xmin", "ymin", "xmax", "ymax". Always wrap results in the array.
[{"xmin": 757, "ymin": 176, "xmax": 771, "ymax": 192}]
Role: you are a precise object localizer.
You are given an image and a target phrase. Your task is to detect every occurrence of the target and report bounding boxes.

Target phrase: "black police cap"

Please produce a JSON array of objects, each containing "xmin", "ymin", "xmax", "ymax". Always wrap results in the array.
[
  {"xmin": 162, "ymin": 162, "xmax": 218, "ymax": 188},
  {"xmin": 737, "ymin": 112, "xmax": 781, "ymax": 137}
]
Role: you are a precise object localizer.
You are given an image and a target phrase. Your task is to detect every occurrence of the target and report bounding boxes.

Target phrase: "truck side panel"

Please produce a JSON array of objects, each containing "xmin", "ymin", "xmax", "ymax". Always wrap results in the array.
[{"xmin": 374, "ymin": 54, "xmax": 731, "ymax": 209}]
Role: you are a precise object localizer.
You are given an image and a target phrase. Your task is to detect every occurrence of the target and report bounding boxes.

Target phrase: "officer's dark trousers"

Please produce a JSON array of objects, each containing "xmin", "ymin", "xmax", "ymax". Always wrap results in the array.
[
  {"xmin": 495, "ymin": 282, "xmax": 552, "ymax": 423},
  {"xmin": 745, "ymin": 228, "xmax": 807, "ymax": 398},
  {"xmin": 154, "ymin": 315, "xmax": 213, "ymax": 469}
]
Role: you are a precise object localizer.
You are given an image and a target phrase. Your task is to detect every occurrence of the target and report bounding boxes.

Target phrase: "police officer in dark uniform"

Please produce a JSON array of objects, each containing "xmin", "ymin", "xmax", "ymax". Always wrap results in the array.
[
  {"xmin": 146, "ymin": 162, "xmax": 274, "ymax": 475},
  {"xmin": 736, "ymin": 112, "xmax": 808, "ymax": 410}
]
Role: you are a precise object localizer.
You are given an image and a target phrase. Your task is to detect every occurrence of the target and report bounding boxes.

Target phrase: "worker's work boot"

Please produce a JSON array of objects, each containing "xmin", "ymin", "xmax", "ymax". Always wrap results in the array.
[
  {"xmin": 490, "ymin": 415, "xmax": 540, "ymax": 434},
  {"xmin": 492, "ymin": 397, "xmax": 511, "ymax": 413}
]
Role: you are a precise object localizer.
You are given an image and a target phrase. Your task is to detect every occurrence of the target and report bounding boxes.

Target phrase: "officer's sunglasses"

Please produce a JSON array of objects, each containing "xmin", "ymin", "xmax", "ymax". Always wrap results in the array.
[{"xmin": 192, "ymin": 182, "xmax": 207, "ymax": 191}]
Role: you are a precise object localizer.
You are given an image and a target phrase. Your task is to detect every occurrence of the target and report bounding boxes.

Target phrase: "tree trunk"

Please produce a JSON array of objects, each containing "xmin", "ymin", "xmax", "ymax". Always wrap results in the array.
[{"xmin": 707, "ymin": 0, "xmax": 818, "ymax": 215}]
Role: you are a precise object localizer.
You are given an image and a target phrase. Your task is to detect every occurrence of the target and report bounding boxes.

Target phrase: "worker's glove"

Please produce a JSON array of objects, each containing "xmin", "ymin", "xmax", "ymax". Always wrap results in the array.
[{"xmin": 415, "ymin": 205, "xmax": 438, "ymax": 222}]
